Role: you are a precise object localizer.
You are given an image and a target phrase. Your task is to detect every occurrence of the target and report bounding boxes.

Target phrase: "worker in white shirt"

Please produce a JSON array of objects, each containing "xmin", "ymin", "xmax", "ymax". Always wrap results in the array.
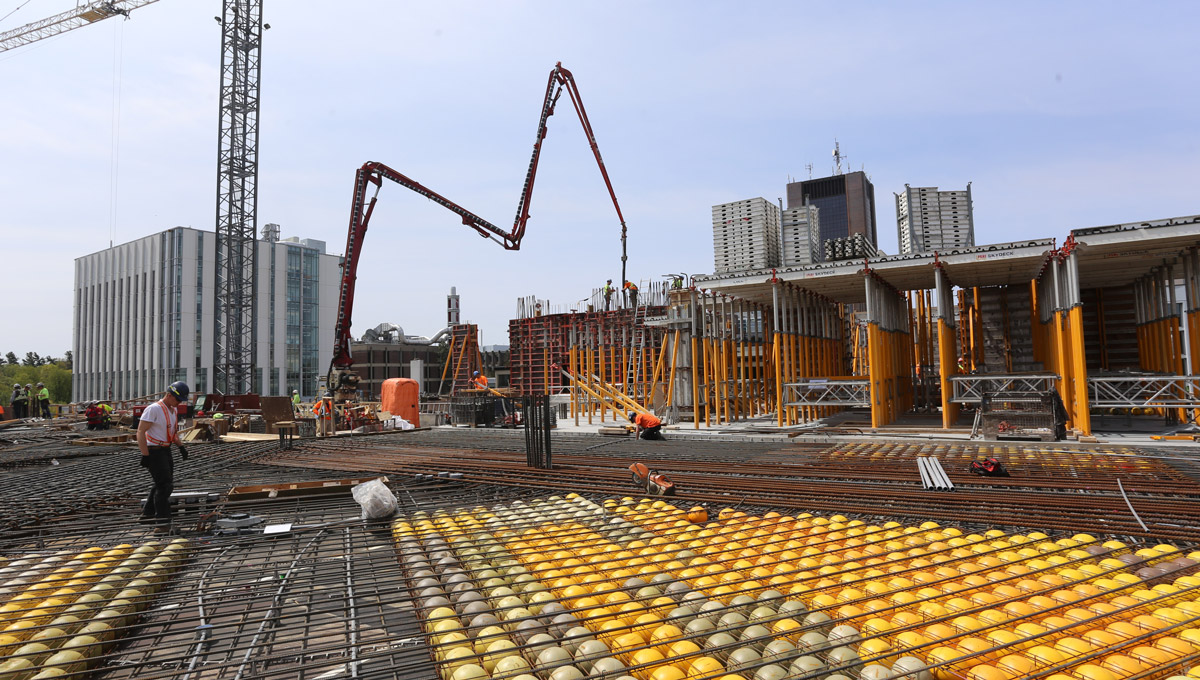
[{"xmin": 137, "ymin": 381, "xmax": 189, "ymax": 534}]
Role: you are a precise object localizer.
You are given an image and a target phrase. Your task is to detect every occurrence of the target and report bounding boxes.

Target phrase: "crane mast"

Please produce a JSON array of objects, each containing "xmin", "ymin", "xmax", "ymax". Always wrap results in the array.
[{"xmin": 213, "ymin": 0, "xmax": 263, "ymax": 395}]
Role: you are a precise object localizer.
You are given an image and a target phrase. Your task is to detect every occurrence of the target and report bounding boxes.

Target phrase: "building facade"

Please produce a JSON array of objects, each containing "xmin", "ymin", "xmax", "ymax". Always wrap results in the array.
[
  {"xmin": 896, "ymin": 184, "xmax": 975, "ymax": 255},
  {"xmin": 786, "ymin": 171, "xmax": 878, "ymax": 249},
  {"xmin": 780, "ymin": 204, "xmax": 822, "ymax": 266},
  {"xmin": 72, "ymin": 227, "xmax": 342, "ymax": 402},
  {"xmin": 711, "ymin": 198, "xmax": 781, "ymax": 274}
]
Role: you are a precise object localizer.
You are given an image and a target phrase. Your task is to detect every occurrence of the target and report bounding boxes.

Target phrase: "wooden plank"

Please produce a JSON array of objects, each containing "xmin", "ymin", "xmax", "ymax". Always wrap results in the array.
[{"xmin": 220, "ymin": 432, "xmax": 279, "ymax": 442}]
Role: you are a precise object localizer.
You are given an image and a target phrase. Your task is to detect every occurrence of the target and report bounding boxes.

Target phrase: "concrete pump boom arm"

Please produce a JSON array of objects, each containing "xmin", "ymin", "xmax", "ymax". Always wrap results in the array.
[{"xmin": 328, "ymin": 62, "xmax": 629, "ymax": 377}]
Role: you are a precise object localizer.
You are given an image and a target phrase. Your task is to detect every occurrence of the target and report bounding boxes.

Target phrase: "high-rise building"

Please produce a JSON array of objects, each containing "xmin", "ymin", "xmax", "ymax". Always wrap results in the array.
[
  {"xmin": 72, "ymin": 226, "xmax": 342, "ymax": 402},
  {"xmin": 711, "ymin": 198, "xmax": 780, "ymax": 274},
  {"xmin": 895, "ymin": 184, "xmax": 975, "ymax": 255},
  {"xmin": 786, "ymin": 170, "xmax": 878, "ymax": 248},
  {"xmin": 780, "ymin": 204, "xmax": 822, "ymax": 266}
]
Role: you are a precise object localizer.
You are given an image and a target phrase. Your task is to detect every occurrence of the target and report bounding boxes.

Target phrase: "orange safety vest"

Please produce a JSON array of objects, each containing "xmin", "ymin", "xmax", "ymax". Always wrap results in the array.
[
  {"xmin": 473, "ymin": 375, "xmax": 488, "ymax": 390},
  {"xmin": 624, "ymin": 281, "xmax": 638, "ymax": 291},
  {"xmin": 144, "ymin": 400, "xmax": 179, "ymax": 446},
  {"xmin": 313, "ymin": 399, "xmax": 333, "ymax": 419},
  {"xmin": 634, "ymin": 412, "xmax": 661, "ymax": 429}
]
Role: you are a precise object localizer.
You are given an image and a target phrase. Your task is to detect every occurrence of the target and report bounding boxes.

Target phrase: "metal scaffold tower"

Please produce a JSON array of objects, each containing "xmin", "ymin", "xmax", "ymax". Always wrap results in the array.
[{"xmin": 213, "ymin": 0, "xmax": 263, "ymax": 395}]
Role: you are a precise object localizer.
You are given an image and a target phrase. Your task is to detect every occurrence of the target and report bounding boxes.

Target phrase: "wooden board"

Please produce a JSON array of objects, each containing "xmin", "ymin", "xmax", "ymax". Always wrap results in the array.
[
  {"xmin": 260, "ymin": 396, "xmax": 295, "ymax": 434},
  {"xmin": 220, "ymin": 432, "xmax": 280, "ymax": 442}
]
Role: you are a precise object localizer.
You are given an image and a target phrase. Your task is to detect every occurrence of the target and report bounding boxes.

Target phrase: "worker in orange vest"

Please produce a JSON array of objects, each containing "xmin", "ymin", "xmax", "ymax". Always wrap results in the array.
[
  {"xmin": 313, "ymin": 391, "xmax": 334, "ymax": 437},
  {"xmin": 472, "ymin": 371, "xmax": 489, "ymax": 390},
  {"xmin": 623, "ymin": 280, "xmax": 639, "ymax": 308},
  {"xmin": 628, "ymin": 410, "xmax": 663, "ymax": 440}
]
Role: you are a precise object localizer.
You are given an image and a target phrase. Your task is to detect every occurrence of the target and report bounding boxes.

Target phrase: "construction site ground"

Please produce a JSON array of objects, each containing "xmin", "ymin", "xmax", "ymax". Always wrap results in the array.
[{"xmin": 1, "ymin": 420, "xmax": 1198, "ymax": 679}]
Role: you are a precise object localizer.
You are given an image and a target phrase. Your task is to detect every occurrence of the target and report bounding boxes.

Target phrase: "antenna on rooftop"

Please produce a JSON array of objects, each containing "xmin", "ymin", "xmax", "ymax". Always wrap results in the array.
[
  {"xmin": 832, "ymin": 140, "xmax": 846, "ymax": 176},
  {"xmin": 805, "ymin": 163, "xmax": 813, "ymax": 179}
]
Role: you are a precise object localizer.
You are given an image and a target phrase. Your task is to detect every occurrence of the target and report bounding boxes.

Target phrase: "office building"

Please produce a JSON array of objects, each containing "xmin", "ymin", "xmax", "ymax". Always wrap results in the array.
[
  {"xmin": 786, "ymin": 171, "xmax": 878, "ymax": 248},
  {"xmin": 896, "ymin": 184, "xmax": 975, "ymax": 255},
  {"xmin": 712, "ymin": 198, "xmax": 780, "ymax": 273},
  {"xmin": 72, "ymin": 226, "xmax": 342, "ymax": 402},
  {"xmin": 780, "ymin": 204, "xmax": 822, "ymax": 266}
]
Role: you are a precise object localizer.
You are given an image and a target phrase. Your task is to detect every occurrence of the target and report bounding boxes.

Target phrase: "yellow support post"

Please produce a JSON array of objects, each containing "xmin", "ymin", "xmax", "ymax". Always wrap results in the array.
[
  {"xmin": 666, "ymin": 330, "xmax": 680, "ymax": 408},
  {"xmin": 938, "ymin": 318, "xmax": 959, "ymax": 428},
  {"xmin": 692, "ymin": 335, "xmax": 700, "ymax": 429},
  {"xmin": 1068, "ymin": 304, "xmax": 1092, "ymax": 435},
  {"xmin": 868, "ymin": 323, "xmax": 882, "ymax": 428}
]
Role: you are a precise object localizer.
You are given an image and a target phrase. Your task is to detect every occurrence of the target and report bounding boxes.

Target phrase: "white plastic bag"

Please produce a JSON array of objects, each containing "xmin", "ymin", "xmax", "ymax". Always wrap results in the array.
[{"xmin": 351, "ymin": 478, "xmax": 398, "ymax": 519}]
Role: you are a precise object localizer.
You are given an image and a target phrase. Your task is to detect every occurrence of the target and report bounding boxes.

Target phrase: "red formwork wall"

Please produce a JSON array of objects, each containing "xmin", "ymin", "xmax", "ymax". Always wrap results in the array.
[{"xmin": 508, "ymin": 308, "xmax": 665, "ymax": 396}]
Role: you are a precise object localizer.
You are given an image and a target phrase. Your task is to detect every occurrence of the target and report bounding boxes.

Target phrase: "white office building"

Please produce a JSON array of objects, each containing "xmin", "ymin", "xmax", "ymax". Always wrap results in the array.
[
  {"xmin": 72, "ymin": 226, "xmax": 342, "ymax": 402},
  {"xmin": 780, "ymin": 204, "xmax": 822, "ymax": 266},
  {"xmin": 896, "ymin": 184, "xmax": 975, "ymax": 255},
  {"xmin": 712, "ymin": 198, "xmax": 780, "ymax": 273}
]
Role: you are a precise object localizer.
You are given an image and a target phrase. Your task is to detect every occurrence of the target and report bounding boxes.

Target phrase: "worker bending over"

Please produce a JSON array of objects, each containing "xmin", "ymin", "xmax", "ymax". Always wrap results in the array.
[
  {"xmin": 472, "ymin": 371, "xmax": 489, "ymax": 390},
  {"xmin": 137, "ymin": 381, "xmax": 189, "ymax": 534},
  {"xmin": 628, "ymin": 410, "xmax": 664, "ymax": 440}
]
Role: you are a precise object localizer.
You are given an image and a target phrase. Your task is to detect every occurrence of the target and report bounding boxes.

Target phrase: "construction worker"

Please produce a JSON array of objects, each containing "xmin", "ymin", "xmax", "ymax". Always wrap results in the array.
[
  {"xmin": 291, "ymin": 389, "xmax": 301, "ymax": 415},
  {"xmin": 628, "ymin": 410, "xmax": 664, "ymax": 440},
  {"xmin": 36, "ymin": 382, "xmax": 50, "ymax": 419},
  {"xmin": 85, "ymin": 402, "xmax": 104, "ymax": 430},
  {"xmin": 10, "ymin": 384, "xmax": 25, "ymax": 419},
  {"xmin": 624, "ymin": 280, "xmax": 639, "ymax": 308},
  {"xmin": 314, "ymin": 391, "xmax": 334, "ymax": 437},
  {"xmin": 603, "ymin": 279, "xmax": 614, "ymax": 311},
  {"xmin": 671, "ymin": 275, "xmax": 684, "ymax": 290},
  {"xmin": 957, "ymin": 354, "xmax": 969, "ymax": 373},
  {"xmin": 137, "ymin": 381, "xmax": 189, "ymax": 534},
  {"xmin": 100, "ymin": 401, "xmax": 113, "ymax": 429},
  {"xmin": 472, "ymin": 371, "xmax": 489, "ymax": 390},
  {"xmin": 0, "ymin": 402, "xmax": 5, "ymax": 422}
]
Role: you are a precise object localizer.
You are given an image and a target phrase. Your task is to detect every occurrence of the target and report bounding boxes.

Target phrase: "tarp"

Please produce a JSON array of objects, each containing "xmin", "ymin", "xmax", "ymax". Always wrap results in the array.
[{"xmin": 380, "ymin": 378, "xmax": 419, "ymax": 425}]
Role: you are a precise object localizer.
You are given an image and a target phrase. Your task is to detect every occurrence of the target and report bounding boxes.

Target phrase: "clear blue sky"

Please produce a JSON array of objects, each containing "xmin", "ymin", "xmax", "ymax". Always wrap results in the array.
[{"xmin": 2, "ymin": 1, "xmax": 1197, "ymax": 358}]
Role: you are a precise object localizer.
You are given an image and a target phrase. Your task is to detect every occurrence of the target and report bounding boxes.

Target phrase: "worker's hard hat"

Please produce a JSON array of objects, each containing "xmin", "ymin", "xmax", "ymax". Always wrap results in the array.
[
  {"xmin": 474, "ymin": 371, "xmax": 480, "ymax": 376},
  {"xmin": 167, "ymin": 381, "xmax": 190, "ymax": 401},
  {"xmin": 324, "ymin": 390, "xmax": 333, "ymax": 398},
  {"xmin": 36, "ymin": 382, "xmax": 44, "ymax": 387},
  {"xmin": 628, "ymin": 411, "xmax": 637, "ymax": 422},
  {"xmin": 293, "ymin": 389, "xmax": 298, "ymax": 394},
  {"xmin": 12, "ymin": 383, "xmax": 18, "ymax": 389}
]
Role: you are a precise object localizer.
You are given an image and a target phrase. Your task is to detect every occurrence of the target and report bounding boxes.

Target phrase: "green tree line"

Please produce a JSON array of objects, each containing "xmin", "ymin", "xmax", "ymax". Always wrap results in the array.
[{"xmin": 1, "ymin": 351, "xmax": 72, "ymax": 405}]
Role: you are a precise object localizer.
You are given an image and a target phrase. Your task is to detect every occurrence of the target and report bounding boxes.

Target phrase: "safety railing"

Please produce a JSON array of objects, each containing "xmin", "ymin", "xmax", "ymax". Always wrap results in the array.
[
  {"xmin": 949, "ymin": 373, "xmax": 1058, "ymax": 404},
  {"xmin": 1088, "ymin": 374, "xmax": 1200, "ymax": 407},
  {"xmin": 784, "ymin": 377, "xmax": 871, "ymax": 407}
]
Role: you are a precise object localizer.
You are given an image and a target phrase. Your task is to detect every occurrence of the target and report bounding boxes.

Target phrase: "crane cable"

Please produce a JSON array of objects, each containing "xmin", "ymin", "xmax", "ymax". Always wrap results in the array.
[
  {"xmin": 0, "ymin": 0, "xmax": 35, "ymax": 26},
  {"xmin": 107, "ymin": 15, "xmax": 124, "ymax": 247}
]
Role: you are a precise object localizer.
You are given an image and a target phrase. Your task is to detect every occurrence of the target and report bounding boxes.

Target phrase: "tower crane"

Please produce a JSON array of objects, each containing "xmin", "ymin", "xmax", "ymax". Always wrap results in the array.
[
  {"xmin": 2, "ymin": 0, "xmax": 264, "ymax": 396},
  {"xmin": 327, "ymin": 62, "xmax": 630, "ymax": 400}
]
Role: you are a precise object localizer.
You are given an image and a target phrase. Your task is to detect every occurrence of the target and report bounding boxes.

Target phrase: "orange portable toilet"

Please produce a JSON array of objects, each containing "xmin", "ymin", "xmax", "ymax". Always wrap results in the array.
[{"xmin": 380, "ymin": 378, "xmax": 419, "ymax": 425}]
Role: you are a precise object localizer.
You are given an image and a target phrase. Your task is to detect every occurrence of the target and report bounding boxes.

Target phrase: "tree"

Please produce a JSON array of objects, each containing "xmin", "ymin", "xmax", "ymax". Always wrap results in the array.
[
  {"xmin": 63, "ymin": 351, "xmax": 73, "ymax": 370},
  {"xmin": 22, "ymin": 352, "xmax": 43, "ymax": 367},
  {"xmin": 4, "ymin": 352, "xmax": 16, "ymax": 365}
]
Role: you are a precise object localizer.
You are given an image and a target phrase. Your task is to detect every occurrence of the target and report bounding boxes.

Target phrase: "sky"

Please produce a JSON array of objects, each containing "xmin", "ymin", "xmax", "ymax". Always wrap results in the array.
[{"xmin": 1, "ymin": 1, "xmax": 1197, "ymax": 358}]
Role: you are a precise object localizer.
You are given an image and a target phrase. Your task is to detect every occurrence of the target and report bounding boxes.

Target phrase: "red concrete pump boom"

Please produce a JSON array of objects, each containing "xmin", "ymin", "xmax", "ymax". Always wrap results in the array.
[{"xmin": 327, "ymin": 62, "xmax": 628, "ymax": 397}]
